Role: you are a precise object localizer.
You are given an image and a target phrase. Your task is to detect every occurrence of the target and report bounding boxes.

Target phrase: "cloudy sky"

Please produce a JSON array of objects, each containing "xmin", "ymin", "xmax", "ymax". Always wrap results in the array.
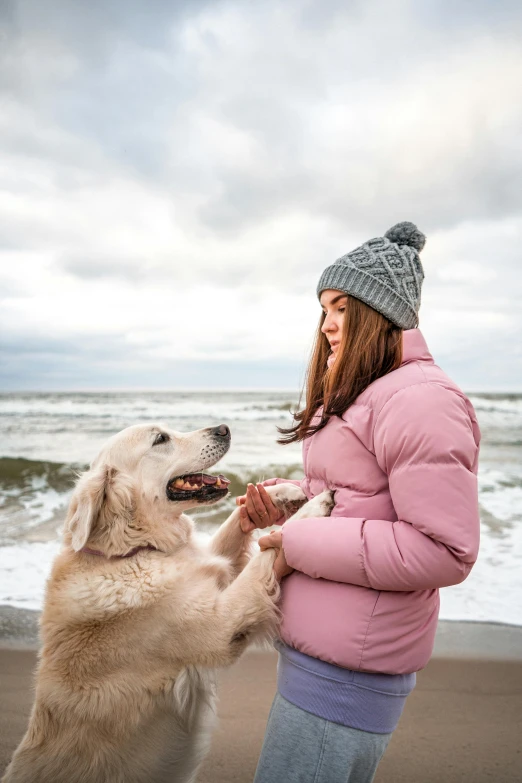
[{"xmin": 1, "ymin": 0, "xmax": 521, "ymax": 392}]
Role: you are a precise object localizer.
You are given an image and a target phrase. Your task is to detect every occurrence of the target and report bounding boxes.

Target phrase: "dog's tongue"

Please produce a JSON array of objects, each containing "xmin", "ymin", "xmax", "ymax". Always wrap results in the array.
[{"xmin": 200, "ymin": 474, "xmax": 230, "ymax": 486}]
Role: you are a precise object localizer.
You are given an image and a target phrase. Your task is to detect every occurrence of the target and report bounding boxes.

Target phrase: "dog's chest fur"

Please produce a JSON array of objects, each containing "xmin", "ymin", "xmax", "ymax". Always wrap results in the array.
[{"xmin": 26, "ymin": 551, "xmax": 226, "ymax": 783}]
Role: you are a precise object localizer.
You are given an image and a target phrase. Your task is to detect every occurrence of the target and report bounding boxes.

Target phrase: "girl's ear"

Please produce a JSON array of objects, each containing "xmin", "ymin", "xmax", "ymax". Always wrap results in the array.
[{"xmin": 67, "ymin": 465, "xmax": 113, "ymax": 551}]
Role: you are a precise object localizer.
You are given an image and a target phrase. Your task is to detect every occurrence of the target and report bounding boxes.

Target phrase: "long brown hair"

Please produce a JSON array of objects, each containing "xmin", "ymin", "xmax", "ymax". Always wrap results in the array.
[{"xmin": 278, "ymin": 293, "xmax": 403, "ymax": 444}]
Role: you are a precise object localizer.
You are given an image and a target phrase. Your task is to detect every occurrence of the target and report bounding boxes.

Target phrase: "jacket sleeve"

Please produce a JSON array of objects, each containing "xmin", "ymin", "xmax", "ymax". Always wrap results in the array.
[{"xmin": 281, "ymin": 383, "xmax": 481, "ymax": 591}]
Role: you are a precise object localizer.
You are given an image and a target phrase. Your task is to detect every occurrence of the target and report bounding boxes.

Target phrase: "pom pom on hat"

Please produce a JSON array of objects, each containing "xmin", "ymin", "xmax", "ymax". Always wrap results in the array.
[{"xmin": 384, "ymin": 222, "xmax": 426, "ymax": 252}]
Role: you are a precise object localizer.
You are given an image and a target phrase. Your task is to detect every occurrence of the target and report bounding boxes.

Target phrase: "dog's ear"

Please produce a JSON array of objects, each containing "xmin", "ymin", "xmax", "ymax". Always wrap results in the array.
[
  {"xmin": 67, "ymin": 465, "xmax": 135, "ymax": 551},
  {"xmin": 67, "ymin": 465, "xmax": 111, "ymax": 551}
]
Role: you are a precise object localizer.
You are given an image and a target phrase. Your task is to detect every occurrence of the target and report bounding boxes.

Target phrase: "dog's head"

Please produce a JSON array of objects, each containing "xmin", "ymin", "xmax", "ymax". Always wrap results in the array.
[{"xmin": 65, "ymin": 423, "xmax": 231, "ymax": 555}]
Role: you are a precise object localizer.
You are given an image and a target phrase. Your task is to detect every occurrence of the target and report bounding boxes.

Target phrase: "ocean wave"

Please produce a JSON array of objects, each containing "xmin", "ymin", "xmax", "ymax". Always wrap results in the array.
[
  {"xmin": 0, "ymin": 394, "xmax": 297, "ymax": 422},
  {"xmin": 0, "ymin": 457, "xmax": 81, "ymax": 492},
  {"xmin": 0, "ymin": 458, "xmax": 77, "ymax": 543},
  {"xmin": 0, "ymin": 541, "xmax": 62, "ymax": 610},
  {"xmin": 468, "ymin": 394, "xmax": 522, "ymax": 428}
]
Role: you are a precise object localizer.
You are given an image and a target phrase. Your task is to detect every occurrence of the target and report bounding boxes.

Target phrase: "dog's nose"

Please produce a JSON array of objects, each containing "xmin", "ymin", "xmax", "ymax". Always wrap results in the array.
[{"xmin": 213, "ymin": 424, "xmax": 230, "ymax": 438}]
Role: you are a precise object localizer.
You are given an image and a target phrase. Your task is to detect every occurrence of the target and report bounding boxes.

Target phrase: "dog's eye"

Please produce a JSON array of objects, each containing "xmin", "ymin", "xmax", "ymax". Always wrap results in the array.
[{"xmin": 153, "ymin": 432, "xmax": 169, "ymax": 446}]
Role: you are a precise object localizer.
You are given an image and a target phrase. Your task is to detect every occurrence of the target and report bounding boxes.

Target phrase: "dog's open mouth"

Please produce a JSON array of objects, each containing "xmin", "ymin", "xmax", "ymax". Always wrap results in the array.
[{"xmin": 166, "ymin": 473, "xmax": 231, "ymax": 503}]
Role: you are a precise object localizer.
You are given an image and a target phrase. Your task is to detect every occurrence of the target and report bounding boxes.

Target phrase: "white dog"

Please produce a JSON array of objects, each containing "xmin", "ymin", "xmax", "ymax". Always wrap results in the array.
[{"xmin": 3, "ymin": 422, "xmax": 334, "ymax": 783}]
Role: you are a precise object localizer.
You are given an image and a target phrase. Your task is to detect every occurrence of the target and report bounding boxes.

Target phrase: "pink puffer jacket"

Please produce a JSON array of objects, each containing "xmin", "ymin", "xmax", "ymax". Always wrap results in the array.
[{"xmin": 264, "ymin": 329, "xmax": 481, "ymax": 674}]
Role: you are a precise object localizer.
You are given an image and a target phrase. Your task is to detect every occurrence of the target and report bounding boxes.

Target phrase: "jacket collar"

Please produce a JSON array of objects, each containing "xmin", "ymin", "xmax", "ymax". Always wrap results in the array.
[{"xmin": 401, "ymin": 329, "xmax": 434, "ymax": 366}]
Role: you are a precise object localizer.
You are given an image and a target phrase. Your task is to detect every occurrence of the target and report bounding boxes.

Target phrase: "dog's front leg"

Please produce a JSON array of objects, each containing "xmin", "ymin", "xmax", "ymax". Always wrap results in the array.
[
  {"xmin": 209, "ymin": 506, "xmax": 252, "ymax": 577},
  {"xmin": 210, "ymin": 483, "xmax": 308, "ymax": 575},
  {"xmin": 174, "ymin": 549, "xmax": 280, "ymax": 669}
]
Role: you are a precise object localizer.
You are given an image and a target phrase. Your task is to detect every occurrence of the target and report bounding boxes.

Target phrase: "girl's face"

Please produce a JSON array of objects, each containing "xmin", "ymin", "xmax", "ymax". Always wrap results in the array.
[{"xmin": 320, "ymin": 289, "xmax": 347, "ymax": 355}]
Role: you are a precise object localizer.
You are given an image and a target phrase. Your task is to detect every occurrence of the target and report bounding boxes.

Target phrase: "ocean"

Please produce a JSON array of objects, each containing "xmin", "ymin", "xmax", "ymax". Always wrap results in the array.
[{"xmin": 0, "ymin": 391, "xmax": 521, "ymax": 625}]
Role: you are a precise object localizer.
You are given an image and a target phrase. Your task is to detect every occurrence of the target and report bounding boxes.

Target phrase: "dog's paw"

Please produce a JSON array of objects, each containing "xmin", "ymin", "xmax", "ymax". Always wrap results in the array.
[
  {"xmin": 263, "ymin": 483, "xmax": 307, "ymax": 518},
  {"xmin": 290, "ymin": 489, "xmax": 335, "ymax": 520}
]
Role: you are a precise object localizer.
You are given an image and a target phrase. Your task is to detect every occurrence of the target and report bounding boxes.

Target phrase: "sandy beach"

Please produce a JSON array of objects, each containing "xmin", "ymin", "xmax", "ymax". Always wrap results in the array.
[{"xmin": 1, "ymin": 614, "xmax": 521, "ymax": 783}]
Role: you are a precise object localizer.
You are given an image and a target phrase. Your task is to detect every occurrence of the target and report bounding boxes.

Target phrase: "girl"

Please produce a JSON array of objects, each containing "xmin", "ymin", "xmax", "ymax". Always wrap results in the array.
[{"xmin": 237, "ymin": 222, "xmax": 481, "ymax": 783}]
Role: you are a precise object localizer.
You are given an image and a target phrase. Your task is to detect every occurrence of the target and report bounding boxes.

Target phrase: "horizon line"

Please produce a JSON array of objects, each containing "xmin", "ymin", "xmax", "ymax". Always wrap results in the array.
[
  {"xmin": 0, "ymin": 387, "xmax": 303, "ymax": 394},
  {"xmin": 1, "ymin": 387, "xmax": 522, "ymax": 395}
]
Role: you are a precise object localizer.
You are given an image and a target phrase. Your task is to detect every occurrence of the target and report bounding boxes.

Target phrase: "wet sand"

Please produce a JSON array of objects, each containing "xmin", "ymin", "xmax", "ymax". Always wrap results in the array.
[
  {"xmin": 199, "ymin": 651, "xmax": 522, "ymax": 783},
  {"xmin": 1, "ymin": 620, "xmax": 521, "ymax": 782}
]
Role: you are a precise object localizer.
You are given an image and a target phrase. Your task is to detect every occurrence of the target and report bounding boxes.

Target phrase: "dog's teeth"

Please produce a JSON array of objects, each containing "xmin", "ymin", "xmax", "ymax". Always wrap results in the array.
[
  {"xmin": 215, "ymin": 478, "xmax": 222, "ymax": 488},
  {"xmin": 182, "ymin": 482, "xmax": 193, "ymax": 490},
  {"xmin": 174, "ymin": 478, "xmax": 184, "ymax": 488}
]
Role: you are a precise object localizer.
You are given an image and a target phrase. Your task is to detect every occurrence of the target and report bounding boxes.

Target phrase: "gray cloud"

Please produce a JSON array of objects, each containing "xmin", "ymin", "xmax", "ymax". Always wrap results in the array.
[
  {"xmin": 0, "ymin": 0, "xmax": 521, "ymax": 389},
  {"xmin": 1, "ymin": 0, "xmax": 521, "ymax": 237},
  {"xmin": 1, "ymin": 0, "xmax": 209, "ymax": 64},
  {"xmin": 61, "ymin": 254, "xmax": 148, "ymax": 281}
]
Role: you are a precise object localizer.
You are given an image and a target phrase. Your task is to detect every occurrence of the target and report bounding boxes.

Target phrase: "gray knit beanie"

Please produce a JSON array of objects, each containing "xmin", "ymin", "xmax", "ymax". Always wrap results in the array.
[{"xmin": 317, "ymin": 221, "xmax": 426, "ymax": 329}]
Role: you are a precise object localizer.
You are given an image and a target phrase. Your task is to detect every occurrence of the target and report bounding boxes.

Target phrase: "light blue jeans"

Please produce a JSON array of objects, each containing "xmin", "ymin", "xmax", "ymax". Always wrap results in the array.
[{"xmin": 253, "ymin": 694, "xmax": 392, "ymax": 783}]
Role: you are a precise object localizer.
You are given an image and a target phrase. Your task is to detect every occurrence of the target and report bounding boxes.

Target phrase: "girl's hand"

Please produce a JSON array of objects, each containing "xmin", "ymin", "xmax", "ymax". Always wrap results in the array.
[
  {"xmin": 236, "ymin": 483, "xmax": 284, "ymax": 533},
  {"xmin": 258, "ymin": 530, "xmax": 294, "ymax": 581}
]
